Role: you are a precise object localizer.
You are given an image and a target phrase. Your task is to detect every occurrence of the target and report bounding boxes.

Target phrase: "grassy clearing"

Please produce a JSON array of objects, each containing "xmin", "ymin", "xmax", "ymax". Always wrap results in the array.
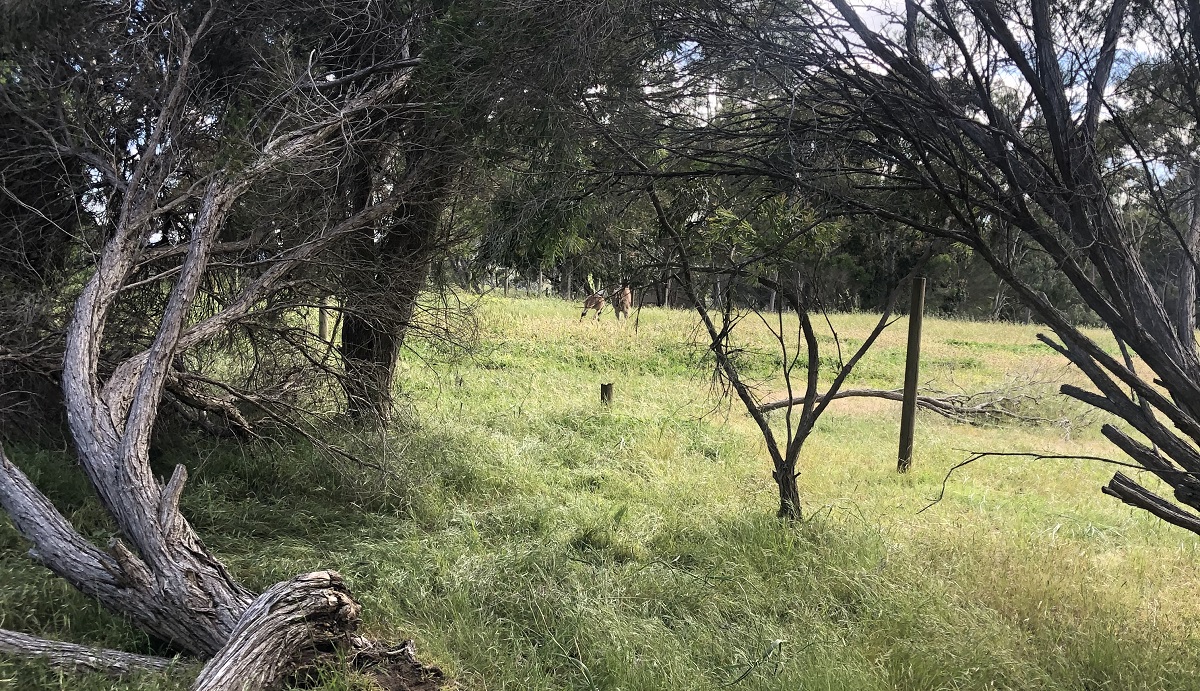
[{"xmin": 2, "ymin": 296, "xmax": 1199, "ymax": 690}]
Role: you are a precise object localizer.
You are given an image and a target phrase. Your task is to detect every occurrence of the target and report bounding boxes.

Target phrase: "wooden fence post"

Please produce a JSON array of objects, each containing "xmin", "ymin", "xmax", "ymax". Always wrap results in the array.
[
  {"xmin": 318, "ymin": 300, "xmax": 330, "ymax": 342},
  {"xmin": 898, "ymin": 276, "xmax": 926, "ymax": 473},
  {"xmin": 600, "ymin": 383, "xmax": 614, "ymax": 405}
]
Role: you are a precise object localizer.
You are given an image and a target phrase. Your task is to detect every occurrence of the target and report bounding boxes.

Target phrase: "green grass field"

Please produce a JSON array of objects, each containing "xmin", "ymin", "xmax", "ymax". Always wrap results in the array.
[{"xmin": 3, "ymin": 295, "xmax": 1199, "ymax": 690}]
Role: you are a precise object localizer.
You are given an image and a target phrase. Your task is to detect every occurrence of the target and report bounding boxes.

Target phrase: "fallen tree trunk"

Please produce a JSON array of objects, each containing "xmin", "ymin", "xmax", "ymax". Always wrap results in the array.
[
  {"xmin": 193, "ymin": 572, "xmax": 447, "ymax": 691},
  {"xmin": 756, "ymin": 387, "xmax": 1049, "ymax": 425},
  {"xmin": 192, "ymin": 571, "xmax": 360, "ymax": 691},
  {"xmin": 0, "ymin": 571, "xmax": 445, "ymax": 690},
  {"xmin": 0, "ymin": 629, "xmax": 176, "ymax": 676}
]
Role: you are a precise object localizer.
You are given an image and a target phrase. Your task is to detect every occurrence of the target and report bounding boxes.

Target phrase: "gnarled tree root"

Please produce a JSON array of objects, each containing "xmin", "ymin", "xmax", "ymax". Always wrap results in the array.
[{"xmin": 346, "ymin": 639, "xmax": 449, "ymax": 691}]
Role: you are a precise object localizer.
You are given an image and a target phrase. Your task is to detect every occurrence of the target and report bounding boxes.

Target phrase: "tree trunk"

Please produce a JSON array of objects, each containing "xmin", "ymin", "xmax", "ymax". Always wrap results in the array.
[
  {"xmin": 0, "ymin": 15, "xmax": 442, "ymax": 688},
  {"xmin": 192, "ymin": 571, "xmax": 360, "ymax": 691},
  {"xmin": 1174, "ymin": 162, "xmax": 1200, "ymax": 354},
  {"xmin": 341, "ymin": 315, "xmax": 401, "ymax": 422},
  {"xmin": 341, "ymin": 247, "xmax": 434, "ymax": 423},
  {"xmin": 775, "ymin": 462, "xmax": 801, "ymax": 520},
  {"xmin": 991, "ymin": 283, "xmax": 1007, "ymax": 320},
  {"xmin": 0, "ymin": 181, "xmax": 258, "ymax": 650},
  {"xmin": 319, "ymin": 298, "xmax": 331, "ymax": 343},
  {"xmin": 337, "ymin": 154, "xmax": 391, "ymax": 423},
  {"xmin": 339, "ymin": 125, "xmax": 456, "ymax": 423},
  {"xmin": 49, "ymin": 181, "xmax": 258, "ymax": 656}
]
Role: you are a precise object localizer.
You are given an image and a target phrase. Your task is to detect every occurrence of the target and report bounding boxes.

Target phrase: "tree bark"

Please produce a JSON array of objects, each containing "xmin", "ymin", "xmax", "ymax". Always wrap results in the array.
[
  {"xmin": 340, "ymin": 127, "xmax": 457, "ymax": 424},
  {"xmin": 1174, "ymin": 162, "xmax": 1200, "ymax": 354},
  {"xmin": 192, "ymin": 571, "xmax": 360, "ymax": 691},
  {"xmin": 0, "ymin": 629, "xmax": 176, "ymax": 676},
  {"xmin": 775, "ymin": 462, "xmax": 802, "ymax": 519},
  {"xmin": 54, "ymin": 177, "xmax": 258, "ymax": 655},
  {"xmin": 340, "ymin": 229, "xmax": 438, "ymax": 423}
]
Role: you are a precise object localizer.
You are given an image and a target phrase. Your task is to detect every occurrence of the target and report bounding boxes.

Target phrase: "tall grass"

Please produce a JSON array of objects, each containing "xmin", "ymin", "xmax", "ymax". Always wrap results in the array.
[{"xmin": 2, "ymin": 296, "xmax": 1197, "ymax": 690}]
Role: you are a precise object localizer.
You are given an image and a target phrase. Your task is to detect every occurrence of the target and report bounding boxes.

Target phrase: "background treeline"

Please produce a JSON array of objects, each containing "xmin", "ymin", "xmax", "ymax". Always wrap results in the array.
[{"xmin": 446, "ymin": 215, "xmax": 1092, "ymax": 324}]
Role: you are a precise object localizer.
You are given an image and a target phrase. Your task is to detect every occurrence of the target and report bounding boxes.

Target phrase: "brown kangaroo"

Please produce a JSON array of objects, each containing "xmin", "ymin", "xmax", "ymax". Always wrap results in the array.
[
  {"xmin": 613, "ymin": 284, "xmax": 632, "ymax": 320},
  {"xmin": 579, "ymin": 291, "xmax": 606, "ymax": 321}
]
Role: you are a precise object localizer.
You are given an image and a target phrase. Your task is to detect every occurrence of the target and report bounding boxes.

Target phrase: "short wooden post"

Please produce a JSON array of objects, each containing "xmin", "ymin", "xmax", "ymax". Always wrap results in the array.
[
  {"xmin": 318, "ymin": 297, "xmax": 330, "ymax": 342},
  {"xmin": 600, "ymin": 383, "xmax": 614, "ymax": 405},
  {"xmin": 898, "ymin": 276, "xmax": 926, "ymax": 473}
]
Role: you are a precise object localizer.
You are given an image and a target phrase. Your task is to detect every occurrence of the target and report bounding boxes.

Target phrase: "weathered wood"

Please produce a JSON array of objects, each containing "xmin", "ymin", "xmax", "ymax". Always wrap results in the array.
[
  {"xmin": 59, "ymin": 173, "xmax": 257, "ymax": 655},
  {"xmin": 192, "ymin": 572, "xmax": 360, "ymax": 691},
  {"xmin": 757, "ymin": 388, "xmax": 1042, "ymax": 424},
  {"xmin": 1103, "ymin": 472, "xmax": 1200, "ymax": 535},
  {"xmin": 0, "ymin": 628, "xmax": 176, "ymax": 676},
  {"xmin": 0, "ymin": 445, "xmax": 117, "ymax": 587},
  {"xmin": 601, "ymin": 383, "xmax": 614, "ymax": 404},
  {"xmin": 0, "ymin": 445, "xmax": 185, "ymax": 642}
]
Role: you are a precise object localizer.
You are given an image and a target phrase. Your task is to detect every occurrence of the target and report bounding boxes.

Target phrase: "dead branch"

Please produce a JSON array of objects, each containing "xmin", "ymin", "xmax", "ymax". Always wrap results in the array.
[
  {"xmin": 919, "ymin": 451, "xmax": 1200, "ymax": 532},
  {"xmin": 757, "ymin": 386, "xmax": 1055, "ymax": 425},
  {"xmin": 0, "ymin": 629, "xmax": 177, "ymax": 677}
]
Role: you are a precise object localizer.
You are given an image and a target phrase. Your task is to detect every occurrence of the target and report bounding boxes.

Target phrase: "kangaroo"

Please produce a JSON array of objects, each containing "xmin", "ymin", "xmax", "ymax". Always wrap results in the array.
[
  {"xmin": 579, "ymin": 291, "xmax": 606, "ymax": 321},
  {"xmin": 613, "ymin": 284, "xmax": 632, "ymax": 320}
]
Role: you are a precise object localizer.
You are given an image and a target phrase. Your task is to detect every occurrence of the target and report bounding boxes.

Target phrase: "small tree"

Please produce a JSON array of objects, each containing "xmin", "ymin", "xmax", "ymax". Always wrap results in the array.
[
  {"xmin": 653, "ymin": 196, "xmax": 924, "ymax": 518},
  {"xmin": 541, "ymin": 10, "xmax": 928, "ymax": 518}
]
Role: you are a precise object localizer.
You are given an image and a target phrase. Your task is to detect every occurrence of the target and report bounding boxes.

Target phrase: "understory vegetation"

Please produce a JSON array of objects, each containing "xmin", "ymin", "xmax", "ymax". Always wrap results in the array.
[{"xmin": 3, "ymin": 296, "xmax": 1198, "ymax": 690}]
